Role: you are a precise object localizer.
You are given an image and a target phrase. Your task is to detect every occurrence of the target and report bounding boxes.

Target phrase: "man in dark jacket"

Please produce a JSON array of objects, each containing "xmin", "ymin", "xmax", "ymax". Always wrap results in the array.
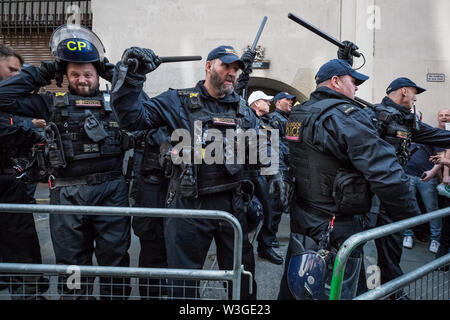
[
  {"xmin": 278, "ymin": 59, "xmax": 420, "ymax": 300},
  {"xmin": 368, "ymin": 77, "xmax": 450, "ymax": 289},
  {"xmin": 111, "ymin": 45, "xmax": 288, "ymax": 300}
]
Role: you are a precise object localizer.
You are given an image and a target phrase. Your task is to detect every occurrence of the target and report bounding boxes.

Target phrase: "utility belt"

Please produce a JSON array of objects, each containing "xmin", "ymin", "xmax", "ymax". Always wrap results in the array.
[{"xmin": 48, "ymin": 170, "xmax": 122, "ymax": 189}]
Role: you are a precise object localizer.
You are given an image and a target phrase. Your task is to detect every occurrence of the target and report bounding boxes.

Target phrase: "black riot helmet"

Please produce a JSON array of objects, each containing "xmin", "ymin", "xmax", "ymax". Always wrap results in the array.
[{"xmin": 50, "ymin": 24, "xmax": 105, "ymax": 63}]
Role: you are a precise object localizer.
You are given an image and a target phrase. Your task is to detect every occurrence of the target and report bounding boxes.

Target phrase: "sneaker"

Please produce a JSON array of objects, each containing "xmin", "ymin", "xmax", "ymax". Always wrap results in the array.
[
  {"xmin": 429, "ymin": 240, "xmax": 440, "ymax": 254},
  {"xmin": 403, "ymin": 236, "xmax": 413, "ymax": 249}
]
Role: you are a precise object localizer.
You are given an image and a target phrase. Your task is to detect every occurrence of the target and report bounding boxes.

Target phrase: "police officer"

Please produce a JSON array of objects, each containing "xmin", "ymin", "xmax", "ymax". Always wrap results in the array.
[
  {"xmin": 0, "ymin": 25, "xmax": 131, "ymax": 300},
  {"xmin": 0, "ymin": 111, "xmax": 49, "ymax": 299},
  {"xmin": 269, "ymin": 92, "xmax": 295, "ymax": 163},
  {"xmin": 368, "ymin": 77, "xmax": 450, "ymax": 289},
  {"xmin": 131, "ymin": 127, "xmax": 170, "ymax": 299},
  {"xmin": 246, "ymin": 90, "xmax": 284, "ymax": 265},
  {"xmin": 278, "ymin": 59, "xmax": 420, "ymax": 300},
  {"xmin": 111, "ymin": 45, "xmax": 288, "ymax": 300},
  {"xmin": 0, "ymin": 44, "xmax": 49, "ymax": 299},
  {"xmin": 268, "ymin": 92, "xmax": 296, "ymax": 245}
]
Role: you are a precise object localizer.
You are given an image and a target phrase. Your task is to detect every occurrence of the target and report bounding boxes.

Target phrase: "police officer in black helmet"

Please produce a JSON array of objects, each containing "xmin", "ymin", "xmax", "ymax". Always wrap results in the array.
[
  {"xmin": 0, "ymin": 24, "xmax": 131, "ymax": 300},
  {"xmin": 111, "ymin": 45, "xmax": 288, "ymax": 300},
  {"xmin": 278, "ymin": 59, "xmax": 421, "ymax": 300}
]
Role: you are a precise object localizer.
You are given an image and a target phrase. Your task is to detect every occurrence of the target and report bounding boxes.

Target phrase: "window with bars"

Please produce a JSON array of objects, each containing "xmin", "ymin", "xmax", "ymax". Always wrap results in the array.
[{"xmin": 0, "ymin": 0, "xmax": 92, "ymax": 35}]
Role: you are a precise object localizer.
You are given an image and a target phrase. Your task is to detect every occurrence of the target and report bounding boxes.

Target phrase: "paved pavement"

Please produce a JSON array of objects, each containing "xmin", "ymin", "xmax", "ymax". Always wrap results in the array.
[{"xmin": 10, "ymin": 183, "xmax": 444, "ymax": 300}]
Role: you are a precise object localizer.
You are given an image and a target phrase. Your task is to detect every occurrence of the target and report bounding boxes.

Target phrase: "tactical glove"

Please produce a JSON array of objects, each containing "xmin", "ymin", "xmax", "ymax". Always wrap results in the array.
[
  {"xmin": 268, "ymin": 173, "xmax": 289, "ymax": 210},
  {"xmin": 120, "ymin": 47, "xmax": 162, "ymax": 76},
  {"xmin": 97, "ymin": 57, "xmax": 116, "ymax": 82},
  {"xmin": 39, "ymin": 60, "xmax": 64, "ymax": 87},
  {"xmin": 241, "ymin": 50, "xmax": 256, "ymax": 68},
  {"xmin": 337, "ymin": 40, "xmax": 359, "ymax": 67}
]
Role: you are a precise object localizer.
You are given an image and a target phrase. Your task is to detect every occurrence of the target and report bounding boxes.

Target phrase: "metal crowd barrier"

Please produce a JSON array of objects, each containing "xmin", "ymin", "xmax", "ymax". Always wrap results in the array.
[
  {"xmin": 354, "ymin": 254, "xmax": 450, "ymax": 300},
  {"xmin": 329, "ymin": 207, "xmax": 450, "ymax": 300},
  {"xmin": 0, "ymin": 203, "xmax": 251, "ymax": 300}
]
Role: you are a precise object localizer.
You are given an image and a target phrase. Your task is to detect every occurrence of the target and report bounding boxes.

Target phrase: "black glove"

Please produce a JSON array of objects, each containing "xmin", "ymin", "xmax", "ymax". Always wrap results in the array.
[
  {"xmin": 97, "ymin": 57, "xmax": 115, "ymax": 82},
  {"xmin": 120, "ymin": 47, "xmax": 162, "ymax": 76},
  {"xmin": 240, "ymin": 49, "xmax": 256, "ymax": 74},
  {"xmin": 268, "ymin": 173, "xmax": 289, "ymax": 210},
  {"xmin": 241, "ymin": 50, "xmax": 256, "ymax": 67},
  {"xmin": 39, "ymin": 60, "xmax": 64, "ymax": 87},
  {"xmin": 337, "ymin": 40, "xmax": 359, "ymax": 67}
]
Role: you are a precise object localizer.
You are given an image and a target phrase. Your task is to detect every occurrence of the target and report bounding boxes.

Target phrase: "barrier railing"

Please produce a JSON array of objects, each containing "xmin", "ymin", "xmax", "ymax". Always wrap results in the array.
[
  {"xmin": 329, "ymin": 207, "xmax": 450, "ymax": 300},
  {"xmin": 354, "ymin": 253, "xmax": 450, "ymax": 300},
  {"xmin": 0, "ymin": 203, "xmax": 250, "ymax": 300}
]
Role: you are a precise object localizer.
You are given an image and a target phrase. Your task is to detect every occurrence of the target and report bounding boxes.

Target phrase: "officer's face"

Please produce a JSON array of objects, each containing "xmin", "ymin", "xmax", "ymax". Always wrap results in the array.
[
  {"xmin": 276, "ymin": 98, "xmax": 294, "ymax": 113},
  {"xmin": 66, "ymin": 62, "xmax": 99, "ymax": 97},
  {"xmin": 335, "ymin": 75, "xmax": 358, "ymax": 99},
  {"xmin": 438, "ymin": 109, "xmax": 450, "ymax": 129},
  {"xmin": 206, "ymin": 59, "xmax": 240, "ymax": 98},
  {"xmin": 402, "ymin": 87, "xmax": 417, "ymax": 110},
  {"xmin": 0, "ymin": 56, "xmax": 21, "ymax": 81}
]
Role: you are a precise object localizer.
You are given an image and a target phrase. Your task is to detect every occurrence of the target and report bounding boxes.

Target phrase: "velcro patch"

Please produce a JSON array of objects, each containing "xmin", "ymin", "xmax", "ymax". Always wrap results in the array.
[
  {"xmin": 213, "ymin": 117, "xmax": 236, "ymax": 126},
  {"xmin": 76, "ymin": 100, "xmax": 102, "ymax": 107},
  {"xmin": 337, "ymin": 104, "xmax": 358, "ymax": 115}
]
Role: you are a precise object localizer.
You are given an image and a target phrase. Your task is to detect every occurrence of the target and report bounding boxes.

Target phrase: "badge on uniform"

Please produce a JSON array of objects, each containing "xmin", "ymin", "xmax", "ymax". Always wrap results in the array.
[
  {"xmin": 286, "ymin": 121, "xmax": 302, "ymax": 141},
  {"xmin": 396, "ymin": 130, "xmax": 408, "ymax": 139}
]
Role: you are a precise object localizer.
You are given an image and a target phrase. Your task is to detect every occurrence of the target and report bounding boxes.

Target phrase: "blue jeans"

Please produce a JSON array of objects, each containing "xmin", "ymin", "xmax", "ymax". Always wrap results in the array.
[{"xmin": 404, "ymin": 175, "xmax": 442, "ymax": 241}]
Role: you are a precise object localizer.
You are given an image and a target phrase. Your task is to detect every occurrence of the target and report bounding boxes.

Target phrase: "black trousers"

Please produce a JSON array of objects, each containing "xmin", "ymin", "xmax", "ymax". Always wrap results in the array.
[
  {"xmin": 278, "ymin": 203, "xmax": 367, "ymax": 300},
  {"xmin": 438, "ymin": 195, "xmax": 450, "ymax": 256},
  {"xmin": 49, "ymin": 177, "xmax": 131, "ymax": 300},
  {"xmin": 132, "ymin": 169, "xmax": 169, "ymax": 299},
  {"xmin": 251, "ymin": 175, "xmax": 282, "ymax": 251},
  {"xmin": 0, "ymin": 174, "xmax": 47, "ymax": 299},
  {"xmin": 165, "ymin": 188, "xmax": 257, "ymax": 300},
  {"xmin": 374, "ymin": 204, "xmax": 405, "ymax": 284}
]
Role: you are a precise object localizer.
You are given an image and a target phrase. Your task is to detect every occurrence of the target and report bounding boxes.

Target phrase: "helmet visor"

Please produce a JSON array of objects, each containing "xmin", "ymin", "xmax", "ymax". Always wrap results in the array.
[{"xmin": 50, "ymin": 24, "xmax": 105, "ymax": 63}]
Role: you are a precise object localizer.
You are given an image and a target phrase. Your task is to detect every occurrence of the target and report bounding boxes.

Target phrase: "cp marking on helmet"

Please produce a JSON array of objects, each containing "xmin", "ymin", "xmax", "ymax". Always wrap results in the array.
[{"xmin": 66, "ymin": 40, "xmax": 88, "ymax": 52}]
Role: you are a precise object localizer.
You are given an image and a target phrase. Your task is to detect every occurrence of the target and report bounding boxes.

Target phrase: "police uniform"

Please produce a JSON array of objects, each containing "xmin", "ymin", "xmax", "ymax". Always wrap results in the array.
[
  {"xmin": 278, "ymin": 60, "xmax": 420, "ymax": 300},
  {"xmin": 113, "ymin": 75, "xmax": 261, "ymax": 299},
  {"xmin": 0, "ymin": 26, "xmax": 131, "ymax": 299},
  {"xmin": 131, "ymin": 127, "xmax": 170, "ymax": 299},
  {"xmin": 367, "ymin": 81, "xmax": 450, "ymax": 285},
  {"xmin": 0, "ymin": 112, "xmax": 48, "ymax": 299},
  {"xmin": 247, "ymin": 112, "xmax": 283, "ymax": 263}
]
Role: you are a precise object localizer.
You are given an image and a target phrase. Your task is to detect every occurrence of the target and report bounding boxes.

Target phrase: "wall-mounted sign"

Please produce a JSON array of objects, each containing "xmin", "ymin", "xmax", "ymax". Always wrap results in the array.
[
  {"xmin": 244, "ymin": 45, "xmax": 270, "ymax": 69},
  {"xmin": 427, "ymin": 73, "xmax": 445, "ymax": 82},
  {"xmin": 252, "ymin": 61, "xmax": 270, "ymax": 69}
]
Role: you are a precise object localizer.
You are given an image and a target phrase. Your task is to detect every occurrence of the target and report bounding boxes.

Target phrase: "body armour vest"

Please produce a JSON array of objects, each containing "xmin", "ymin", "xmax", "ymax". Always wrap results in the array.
[
  {"xmin": 174, "ymin": 89, "xmax": 250, "ymax": 197},
  {"xmin": 287, "ymin": 99, "xmax": 364, "ymax": 215},
  {"xmin": 374, "ymin": 104, "xmax": 414, "ymax": 167},
  {"xmin": 47, "ymin": 92, "xmax": 122, "ymax": 176}
]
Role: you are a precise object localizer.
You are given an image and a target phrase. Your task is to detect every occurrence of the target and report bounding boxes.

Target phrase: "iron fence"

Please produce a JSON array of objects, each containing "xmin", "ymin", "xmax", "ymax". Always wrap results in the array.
[{"xmin": 0, "ymin": 203, "xmax": 251, "ymax": 300}]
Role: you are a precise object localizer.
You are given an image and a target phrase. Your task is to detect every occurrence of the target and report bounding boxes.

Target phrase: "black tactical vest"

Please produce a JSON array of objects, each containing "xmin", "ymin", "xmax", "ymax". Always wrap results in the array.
[
  {"xmin": 374, "ymin": 104, "xmax": 414, "ymax": 166},
  {"xmin": 48, "ymin": 92, "xmax": 122, "ymax": 173},
  {"xmin": 288, "ymin": 99, "xmax": 366, "ymax": 215},
  {"xmin": 175, "ymin": 89, "xmax": 249, "ymax": 196}
]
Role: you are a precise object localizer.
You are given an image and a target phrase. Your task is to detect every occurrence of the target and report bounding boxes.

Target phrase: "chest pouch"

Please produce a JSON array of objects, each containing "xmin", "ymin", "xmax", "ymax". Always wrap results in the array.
[
  {"xmin": 83, "ymin": 110, "xmax": 108, "ymax": 142},
  {"xmin": 332, "ymin": 168, "xmax": 372, "ymax": 215}
]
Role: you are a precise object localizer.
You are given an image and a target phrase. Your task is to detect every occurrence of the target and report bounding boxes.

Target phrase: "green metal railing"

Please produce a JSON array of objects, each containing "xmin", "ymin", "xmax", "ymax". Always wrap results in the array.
[{"xmin": 329, "ymin": 207, "xmax": 450, "ymax": 300}]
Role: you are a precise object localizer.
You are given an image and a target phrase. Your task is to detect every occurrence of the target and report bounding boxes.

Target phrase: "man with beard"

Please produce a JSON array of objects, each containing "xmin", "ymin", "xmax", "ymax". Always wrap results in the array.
[
  {"xmin": 0, "ymin": 25, "xmax": 131, "ymax": 300},
  {"xmin": 111, "ymin": 45, "xmax": 288, "ymax": 300}
]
